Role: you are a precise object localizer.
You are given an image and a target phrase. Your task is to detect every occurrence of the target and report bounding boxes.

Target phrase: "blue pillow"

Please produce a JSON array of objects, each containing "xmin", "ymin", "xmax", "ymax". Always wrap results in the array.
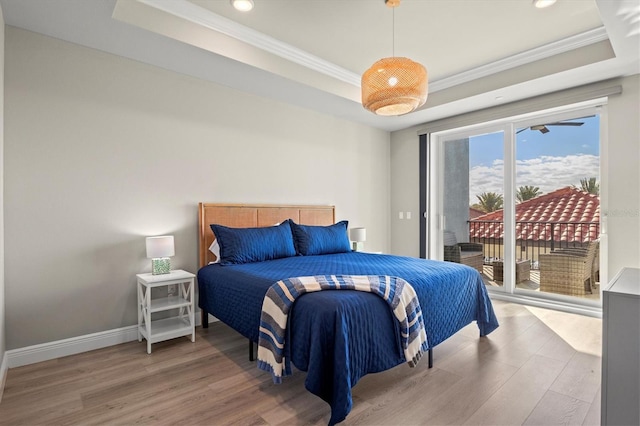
[
  {"xmin": 289, "ymin": 220, "xmax": 351, "ymax": 256},
  {"xmin": 210, "ymin": 221, "xmax": 296, "ymax": 265}
]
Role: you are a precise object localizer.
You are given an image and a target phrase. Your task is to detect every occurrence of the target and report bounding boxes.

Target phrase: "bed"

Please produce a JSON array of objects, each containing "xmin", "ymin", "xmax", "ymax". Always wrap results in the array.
[{"xmin": 197, "ymin": 203, "xmax": 499, "ymax": 425}]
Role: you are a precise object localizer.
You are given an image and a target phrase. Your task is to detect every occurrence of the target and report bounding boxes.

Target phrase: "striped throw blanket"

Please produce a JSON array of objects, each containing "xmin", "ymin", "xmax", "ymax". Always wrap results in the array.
[{"xmin": 257, "ymin": 275, "xmax": 429, "ymax": 383}]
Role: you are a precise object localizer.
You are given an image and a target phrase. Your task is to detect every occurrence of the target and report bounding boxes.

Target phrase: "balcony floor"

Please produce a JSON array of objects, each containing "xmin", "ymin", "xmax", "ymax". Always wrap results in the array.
[{"xmin": 481, "ymin": 265, "xmax": 600, "ymax": 301}]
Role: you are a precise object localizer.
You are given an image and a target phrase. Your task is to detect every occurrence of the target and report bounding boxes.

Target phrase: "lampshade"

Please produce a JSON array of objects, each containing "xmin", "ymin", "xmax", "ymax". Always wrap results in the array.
[
  {"xmin": 350, "ymin": 227, "xmax": 367, "ymax": 243},
  {"xmin": 362, "ymin": 57, "xmax": 428, "ymax": 116},
  {"xmin": 361, "ymin": 0, "xmax": 428, "ymax": 116},
  {"xmin": 146, "ymin": 236, "xmax": 175, "ymax": 259}
]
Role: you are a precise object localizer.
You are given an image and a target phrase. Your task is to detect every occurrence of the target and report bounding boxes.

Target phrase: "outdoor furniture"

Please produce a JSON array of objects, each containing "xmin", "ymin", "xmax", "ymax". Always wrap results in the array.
[
  {"xmin": 539, "ymin": 241, "xmax": 598, "ymax": 296},
  {"xmin": 550, "ymin": 241, "xmax": 600, "ymax": 290},
  {"xmin": 443, "ymin": 231, "xmax": 483, "ymax": 273},
  {"xmin": 492, "ymin": 259, "xmax": 531, "ymax": 283}
]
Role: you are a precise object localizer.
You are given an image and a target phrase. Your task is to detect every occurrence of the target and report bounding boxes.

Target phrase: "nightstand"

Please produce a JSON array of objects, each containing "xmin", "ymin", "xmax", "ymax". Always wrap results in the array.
[{"xmin": 136, "ymin": 269, "xmax": 195, "ymax": 354}]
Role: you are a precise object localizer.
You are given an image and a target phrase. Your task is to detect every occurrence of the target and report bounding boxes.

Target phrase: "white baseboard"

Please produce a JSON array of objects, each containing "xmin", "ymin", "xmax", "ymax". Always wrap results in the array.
[
  {"xmin": 5, "ymin": 311, "xmax": 218, "ymax": 369},
  {"xmin": 6, "ymin": 325, "xmax": 140, "ymax": 368},
  {"xmin": 0, "ymin": 351, "xmax": 7, "ymax": 403}
]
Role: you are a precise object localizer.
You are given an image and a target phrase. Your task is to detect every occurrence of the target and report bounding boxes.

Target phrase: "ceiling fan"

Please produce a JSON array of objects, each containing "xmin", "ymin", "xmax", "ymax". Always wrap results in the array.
[{"xmin": 517, "ymin": 120, "xmax": 585, "ymax": 134}]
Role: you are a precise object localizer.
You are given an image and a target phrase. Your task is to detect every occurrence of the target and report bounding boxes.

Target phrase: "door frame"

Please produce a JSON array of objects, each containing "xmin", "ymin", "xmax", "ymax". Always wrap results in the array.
[{"xmin": 424, "ymin": 99, "xmax": 607, "ymax": 311}]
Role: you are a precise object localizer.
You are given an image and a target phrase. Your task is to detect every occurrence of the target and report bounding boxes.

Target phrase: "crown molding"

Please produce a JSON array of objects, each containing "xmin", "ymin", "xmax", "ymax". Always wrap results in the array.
[
  {"xmin": 136, "ymin": 0, "xmax": 361, "ymax": 87},
  {"xmin": 429, "ymin": 27, "xmax": 610, "ymax": 92},
  {"xmin": 135, "ymin": 0, "xmax": 608, "ymax": 94}
]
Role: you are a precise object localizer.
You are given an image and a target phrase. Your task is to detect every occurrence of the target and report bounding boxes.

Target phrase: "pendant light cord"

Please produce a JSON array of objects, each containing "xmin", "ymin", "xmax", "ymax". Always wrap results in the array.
[{"xmin": 392, "ymin": 6, "xmax": 395, "ymax": 57}]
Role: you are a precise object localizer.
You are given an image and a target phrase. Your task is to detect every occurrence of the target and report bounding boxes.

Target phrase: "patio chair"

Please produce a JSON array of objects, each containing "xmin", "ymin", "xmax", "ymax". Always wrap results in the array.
[
  {"xmin": 443, "ymin": 231, "xmax": 483, "ymax": 273},
  {"xmin": 550, "ymin": 240, "xmax": 600, "ymax": 290},
  {"xmin": 539, "ymin": 240, "xmax": 598, "ymax": 296}
]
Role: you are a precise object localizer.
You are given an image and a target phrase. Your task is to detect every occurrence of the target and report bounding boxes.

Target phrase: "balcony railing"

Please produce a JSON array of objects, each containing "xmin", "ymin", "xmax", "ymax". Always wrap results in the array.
[{"xmin": 468, "ymin": 220, "xmax": 600, "ymax": 268}]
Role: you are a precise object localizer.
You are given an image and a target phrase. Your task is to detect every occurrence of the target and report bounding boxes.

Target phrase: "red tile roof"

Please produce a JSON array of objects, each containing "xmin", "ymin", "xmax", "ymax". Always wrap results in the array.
[
  {"xmin": 469, "ymin": 187, "xmax": 599, "ymax": 243},
  {"xmin": 469, "ymin": 207, "xmax": 485, "ymax": 219}
]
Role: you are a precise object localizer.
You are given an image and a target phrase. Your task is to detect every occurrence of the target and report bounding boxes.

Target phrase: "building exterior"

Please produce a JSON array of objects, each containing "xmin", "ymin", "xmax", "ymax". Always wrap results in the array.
[{"xmin": 469, "ymin": 187, "xmax": 600, "ymax": 264}]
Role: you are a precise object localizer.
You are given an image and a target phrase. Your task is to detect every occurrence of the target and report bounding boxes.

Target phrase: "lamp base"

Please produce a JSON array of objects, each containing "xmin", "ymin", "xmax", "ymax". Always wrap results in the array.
[
  {"xmin": 152, "ymin": 258, "xmax": 171, "ymax": 275},
  {"xmin": 352, "ymin": 242, "xmax": 364, "ymax": 252}
]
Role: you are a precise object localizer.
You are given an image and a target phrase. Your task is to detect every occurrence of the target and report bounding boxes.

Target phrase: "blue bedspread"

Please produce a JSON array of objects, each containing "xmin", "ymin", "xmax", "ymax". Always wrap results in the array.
[{"xmin": 198, "ymin": 252, "xmax": 498, "ymax": 425}]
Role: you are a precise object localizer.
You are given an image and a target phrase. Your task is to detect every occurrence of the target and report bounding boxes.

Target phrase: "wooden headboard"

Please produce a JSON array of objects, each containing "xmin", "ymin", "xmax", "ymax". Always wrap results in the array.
[{"xmin": 198, "ymin": 203, "xmax": 335, "ymax": 268}]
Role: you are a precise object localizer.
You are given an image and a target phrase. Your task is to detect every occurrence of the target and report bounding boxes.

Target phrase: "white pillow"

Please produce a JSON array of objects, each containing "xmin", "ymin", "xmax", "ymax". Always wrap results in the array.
[{"xmin": 208, "ymin": 240, "xmax": 220, "ymax": 264}]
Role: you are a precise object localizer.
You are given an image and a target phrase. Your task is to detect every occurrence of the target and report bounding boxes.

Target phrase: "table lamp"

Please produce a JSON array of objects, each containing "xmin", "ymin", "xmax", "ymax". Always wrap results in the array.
[
  {"xmin": 146, "ymin": 235, "xmax": 175, "ymax": 275},
  {"xmin": 349, "ymin": 227, "xmax": 366, "ymax": 252}
]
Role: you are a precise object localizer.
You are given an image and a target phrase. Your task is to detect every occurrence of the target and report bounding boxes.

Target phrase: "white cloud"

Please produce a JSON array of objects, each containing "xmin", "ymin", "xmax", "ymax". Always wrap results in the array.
[{"xmin": 468, "ymin": 154, "xmax": 599, "ymax": 204}]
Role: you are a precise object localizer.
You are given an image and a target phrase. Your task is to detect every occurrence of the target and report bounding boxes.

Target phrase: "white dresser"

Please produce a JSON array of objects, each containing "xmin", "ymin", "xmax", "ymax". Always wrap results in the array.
[{"xmin": 601, "ymin": 267, "xmax": 640, "ymax": 426}]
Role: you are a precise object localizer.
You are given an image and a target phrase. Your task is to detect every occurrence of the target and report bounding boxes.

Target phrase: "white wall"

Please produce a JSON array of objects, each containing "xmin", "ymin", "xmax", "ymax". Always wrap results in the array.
[
  {"xmin": 390, "ymin": 127, "xmax": 421, "ymax": 257},
  {"xmin": 390, "ymin": 75, "xmax": 640, "ymax": 279},
  {"xmin": 3, "ymin": 27, "xmax": 390, "ymax": 350},
  {"xmin": 0, "ymin": 3, "xmax": 7, "ymax": 397},
  {"xmin": 604, "ymin": 75, "xmax": 640, "ymax": 276}
]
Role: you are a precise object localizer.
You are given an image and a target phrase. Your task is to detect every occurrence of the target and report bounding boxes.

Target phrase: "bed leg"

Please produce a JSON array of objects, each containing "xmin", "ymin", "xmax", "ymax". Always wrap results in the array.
[
  {"xmin": 249, "ymin": 340, "xmax": 255, "ymax": 361},
  {"xmin": 201, "ymin": 309, "xmax": 209, "ymax": 329},
  {"xmin": 428, "ymin": 348, "xmax": 433, "ymax": 368}
]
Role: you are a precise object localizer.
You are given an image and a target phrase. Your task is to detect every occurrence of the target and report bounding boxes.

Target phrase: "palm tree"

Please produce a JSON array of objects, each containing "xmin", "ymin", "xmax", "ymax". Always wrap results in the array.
[
  {"xmin": 576, "ymin": 177, "xmax": 599, "ymax": 195},
  {"xmin": 516, "ymin": 185, "xmax": 542, "ymax": 203},
  {"xmin": 476, "ymin": 192, "xmax": 503, "ymax": 212},
  {"xmin": 470, "ymin": 203, "xmax": 485, "ymax": 212}
]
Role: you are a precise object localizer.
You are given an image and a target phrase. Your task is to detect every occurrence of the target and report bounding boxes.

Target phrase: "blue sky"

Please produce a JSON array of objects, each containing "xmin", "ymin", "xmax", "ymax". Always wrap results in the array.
[{"xmin": 467, "ymin": 115, "xmax": 600, "ymax": 204}]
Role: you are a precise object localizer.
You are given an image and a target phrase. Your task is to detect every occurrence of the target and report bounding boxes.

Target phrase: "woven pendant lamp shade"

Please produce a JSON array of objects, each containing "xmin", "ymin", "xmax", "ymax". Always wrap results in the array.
[{"xmin": 361, "ymin": 57, "xmax": 428, "ymax": 116}]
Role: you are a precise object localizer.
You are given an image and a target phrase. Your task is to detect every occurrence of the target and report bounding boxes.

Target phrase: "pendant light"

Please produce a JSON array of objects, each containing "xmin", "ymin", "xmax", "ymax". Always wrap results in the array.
[{"xmin": 361, "ymin": 0, "xmax": 428, "ymax": 116}]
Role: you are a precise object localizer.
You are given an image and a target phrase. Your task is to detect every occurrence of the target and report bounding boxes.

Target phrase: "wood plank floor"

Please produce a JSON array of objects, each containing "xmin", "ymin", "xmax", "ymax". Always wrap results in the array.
[{"xmin": 0, "ymin": 300, "xmax": 602, "ymax": 425}]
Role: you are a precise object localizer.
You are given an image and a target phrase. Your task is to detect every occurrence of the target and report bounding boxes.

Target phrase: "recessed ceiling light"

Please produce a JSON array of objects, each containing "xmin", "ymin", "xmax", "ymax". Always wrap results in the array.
[
  {"xmin": 533, "ymin": 0, "xmax": 557, "ymax": 8},
  {"xmin": 231, "ymin": 0, "xmax": 254, "ymax": 12}
]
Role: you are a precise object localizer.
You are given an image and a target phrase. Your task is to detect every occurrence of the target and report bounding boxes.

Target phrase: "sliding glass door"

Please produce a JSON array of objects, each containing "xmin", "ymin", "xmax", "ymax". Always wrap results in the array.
[
  {"xmin": 438, "ymin": 129, "xmax": 507, "ymax": 290},
  {"xmin": 514, "ymin": 113, "xmax": 601, "ymax": 300},
  {"xmin": 428, "ymin": 103, "xmax": 604, "ymax": 306}
]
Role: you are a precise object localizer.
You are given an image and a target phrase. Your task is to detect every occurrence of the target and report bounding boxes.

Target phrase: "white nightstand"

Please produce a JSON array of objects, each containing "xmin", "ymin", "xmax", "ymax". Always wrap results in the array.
[{"xmin": 136, "ymin": 269, "xmax": 196, "ymax": 354}]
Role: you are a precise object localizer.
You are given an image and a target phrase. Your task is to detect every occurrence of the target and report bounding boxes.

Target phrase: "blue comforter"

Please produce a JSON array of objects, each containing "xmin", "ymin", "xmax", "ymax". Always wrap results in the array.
[{"xmin": 197, "ymin": 252, "xmax": 498, "ymax": 424}]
